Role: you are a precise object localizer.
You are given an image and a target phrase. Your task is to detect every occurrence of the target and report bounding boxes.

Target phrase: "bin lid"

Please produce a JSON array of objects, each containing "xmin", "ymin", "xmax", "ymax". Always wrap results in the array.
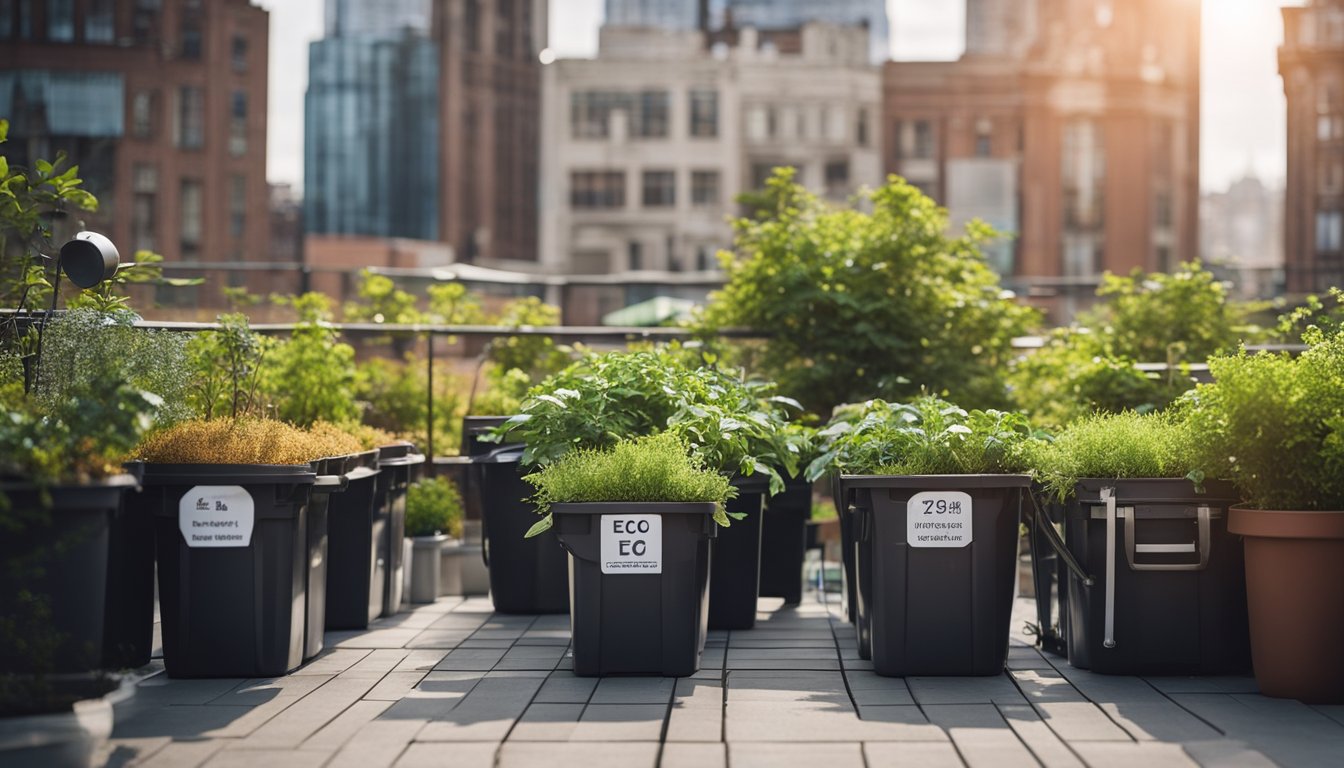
[{"xmin": 129, "ymin": 463, "xmax": 318, "ymax": 485}]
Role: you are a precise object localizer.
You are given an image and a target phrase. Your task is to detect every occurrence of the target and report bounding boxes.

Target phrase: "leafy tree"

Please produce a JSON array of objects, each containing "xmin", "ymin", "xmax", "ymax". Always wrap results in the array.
[
  {"xmin": 187, "ymin": 313, "xmax": 274, "ymax": 420},
  {"xmin": 265, "ymin": 293, "xmax": 359, "ymax": 426},
  {"xmin": 699, "ymin": 169, "xmax": 1038, "ymax": 415},
  {"xmin": 344, "ymin": 269, "xmax": 422, "ymax": 325},
  {"xmin": 354, "ymin": 354, "xmax": 466, "ymax": 453}
]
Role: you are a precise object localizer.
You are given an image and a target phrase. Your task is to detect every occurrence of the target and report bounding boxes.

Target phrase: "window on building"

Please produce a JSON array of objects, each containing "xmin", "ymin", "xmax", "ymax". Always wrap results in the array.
[
  {"xmin": 1155, "ymin": 189, "xmax": 1173, "ymax": 229},
  {"xmin": 132, "ymin": 90, "xmax": 157, "ymax": 139},
  {"xmin": 826, "ymin": 106, "xmax": 846, "ymax": 143},
  {"xmin": 689, "ymin": 89, "xmax": 718, "ymax": 138},
  {"xmin": 232, "ymin": 36, "xmax": 249, "ymax": 72},
  {"xmin": 912, "ymin": 120, "xmax": 936, "ymax": 159},
  {"xmin": 570, "ymin": 170, "xmax": 625, "ymax": 208},
  {"xmin": 464, "ymin": 0, "xmax": 480, "ymax": 52},
  {"xmin": 1062, "ymin": 118, "xmax": 1106, "ymax": 277},
  {"xmin": 48, "ymin": 0, "xmax": 74, "ymax": 41},
  {"xmin": 180, "ymin": 179, "xmax": 203, "ymax": 259},
  {"xmin": 635, "ymin": 91, "xmax": 669, "ymax": 138},
  {"xmin": 181, "ymin": 18, "xmax": 202, "ymax": 59},
  {"xmin": 176, "ymin": 87, "xmax": 204, "ymax": 148},
  {"xmin": 571, "ymin": 91, "xmax": 628, "ymax": 139},
  {"xmin": 627, "ymin": 240, "xmax": 642, "ymax": 271},
  {"xmin": 767, "ymin": 107, "xmax": 778, "ymax": 139},
  {"xmin": 1318, "ymin": 210, "xmax": 1343, "ymax": 253},
  {"xmin": 746, "ymin": 106, "xmax": 769, "ymax": 142},
  {"xmin": 85, "ymin": 0, "xmax": 115, "ymax": 42},
  {"xmin": 132, "ymin": 165, "xmax": 158, "ymax": 253},
  {"xmin": 691, "ymin": 170, "xmax": 720, "ymax": 206},
  {"xmin": 230, "ymin": 92, "xmax": 248, "ymax": 156},
  {"xmin": 17, "ymin": 0, "xmax": 32, "ymax": 40},
  {"xmin": 642, "ymin": 170, "xmax": 675, "ymax": 207},
  {"xmin": 0, "ymin": 0, "xmax": 11, "ymax": 39},
  {"xmin": 825, "ymin": 159, "xmax": 850, "ymax": 198},
  {"xmin": 975, "ymin": 120, "xmax": 993, "ymax": 157},
  {"xmin": 667, "ymin": 235, "xmax": 681, "ymax": 271},
  {"xmin": 133, "ymin": 0, "xmax": 160, "ymax": 44},
  {"xmin": 695, "ymin": 245, "xmax": 712, "ymax": 271},
  {"xmin": 229, "ymin": 175, "xmax": 246, "ymax": 238},
  {"xmin": 750, "ymin": 162, "xmax": 781, "ymax": 190},
  {"xmin": 1321, "ymin": 155, "xmax": 1344, "ymax": 194},
  {"xmin": 856, "ymin": 108, "xmax": 869, "ymax": 147}
]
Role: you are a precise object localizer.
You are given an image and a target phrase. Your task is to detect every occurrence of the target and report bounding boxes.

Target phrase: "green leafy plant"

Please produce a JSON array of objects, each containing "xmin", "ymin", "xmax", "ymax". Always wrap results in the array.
[
  {"xmin": 698, "ymin": 169, "xmax": 1038, "ymax": 414},
  {"xmin": 187, "ymin": 313, "xmax": 274, "ymax": 420},
  {"xmin": 265, "ymin": 293, "xmax": 359, "ymax": 427},
  {"xmin": 806, "ymin": 397, "xmax": 1034, "ymax": 479},
  {"xmin": 354, "ymin": 354, "xmax": 465, "ymax": 453},
  {"xmin": 405, "ymin": 477, "xmax": 464, "ymax": 538},
  {"xmin": 523, "ymin": 433, "xmax": 737, "ymax": 536}
]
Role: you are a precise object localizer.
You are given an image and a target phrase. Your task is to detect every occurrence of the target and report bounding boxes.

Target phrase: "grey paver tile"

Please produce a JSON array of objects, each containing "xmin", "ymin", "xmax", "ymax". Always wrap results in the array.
[
  {"xmin": 395, "ymin": 741, "xmax": 496, "ymax": 767},
  {"xmin": 1144, "ymin": 676, "xmax": 1260, "ymax": 695},
  {"xmin": 921, "ymin": 704, "xmax": 1038, "ymax": 767},
  {"xmin": 661, "ymin": 742, "xmax": 727, "ymax": 768},
  {"xmin": 330, "ymin": 628, "xmax": 420, "ymax": 649},
  {"xmin": 242, "ymin": 675, "xmax": 381, "ymax": 748},
  {"xmin": 728, "ymin": 638, "xmax": 836, "ymax": 649},
  {"xmin": 132, "ymin": 675, "xmax": 245, "ymax": 706},
  {"xmin": 1046, "ymin": 663, "xmax": 1168, "ymax": 703},
  {"xmin": 415, "ymin": 674, "xmax": 546, "ymax": 741},
  {"xmin": 113, "ymin": 704, "xmax": 256, "ymax": 740},
  {"xmin": 431, "ymin": 646, "xmax": 508, "ymax": 671},
  {"xmin": 391, "ymin": 649, "xmax": 448, "ymax": 672},
  {"xmin": 1168, "ymin": 693, "xmax": 1344, "ymax": 767},
  {"xmin": 294, "ymin": 648, "xmax": 371, "ymax": 675},
  {"xmin": 725, "ymin": 647, "xmax": 839, "ymax": 661},
  {"xmin": 534, "ymin": 671, "xmax": 598, "ymax": 703},
  {"xmin": 729, "ymin": 742, "xmax": 865, "ymax": 768},
  {"xmin": 496, "ymin": 741, "xmax": 660, "ymax": 768},
  {"xmin": 863, "ymin": 742, "xmax": 966, "ymax": 767},
  {"xmin": 1180, "ymin": 739, "xmax": 1278, "ymax": 767},
  {"xmin": 1006, "ymin": 646, "xmax": 1057, "ymax": 670},
  {"xmin": 96, "ymin": 735, "xmax": 170, "ymax": 767},
  {"xmin": 907, "ymin": 675, "xmax": 1028, "ymax": 706},
  {"xmin": 1033, "ymin": 700, "xmax": 1132, "ymax": 742},
  {"xmin": 727, "ymin": 699, "xmax": 938, "ymax": 742},
  {"xmin": 300, "ymin": 698, "xmax": 393, "ymax": 750},
  {"xmin": 364, "ymin": 671, "xmax": 429, "ymax": 701},
  {"xmin": 342, "ymin": 648, "xmax": 411, "ymax": 678},
  {"xmin": 570, "ymin": 703, "xmax": 668, "ymax": 741},
  {"xmin": 508, "ymin": 702, "xmax": 586, "ymax": 741},
  {"xmin": 204, "ymin": 748, "xmax": 333, "ymax": 767},
  {"xmin": 1010, "ymin": 668, "xmax": 1087, "ymax": 703},
  {"xmin": 427, "ymin": 613, "xmax": 490, "ymax": 631},
  {"xmin": 1069, "ymin": 742, "xmax": 1199, "ymax": 768},
  {"xmin": 665, "ymin": 701, "xmax": 722, "ymax": 742},
  {"xmin": 997, "ymin": 703, "xmax": 1086, "ymax": 768},
  {"xmin": 588, "ymin": 676, "xmax": 676, "ymax": 704},
  {"xmin": 1097, "ymin": 700, "xmax": 1223, "ymax": 742},
  {"xmin": 210, "ymin": 674, "xmax": 332, "ymax": 706},
  {"xmin": 495, "ymin": 644, "xmax": 569, "ymax": 671},
  {"xmin": 326, "ymin": 719, "xmax": 424, "ymax": 768},
  {"xmin": 123, "ymin": 738, "xmax": 223, "ymax": 768},
  {"xmin": 404, "ymin": 629, "xmax": 472, "ymax": 649}
]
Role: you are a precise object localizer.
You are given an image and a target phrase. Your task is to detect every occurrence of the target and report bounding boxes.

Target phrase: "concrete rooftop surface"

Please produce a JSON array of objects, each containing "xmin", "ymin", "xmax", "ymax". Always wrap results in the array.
[{"xmin": 99, "ymin": 593, "xmax": 1344, "ymax": 768}]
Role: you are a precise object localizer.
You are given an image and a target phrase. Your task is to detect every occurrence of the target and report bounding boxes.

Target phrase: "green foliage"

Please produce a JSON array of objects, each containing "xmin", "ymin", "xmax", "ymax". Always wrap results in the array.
[
  {"xmin": 1277, "ymin": 287, "xmax": 1344, "ymax": 342},
  {"xmin": 487, "ymin": 297, "xmax": 569, "ymax": 377},
  {"xmin": 265, "ymin": 293, "xmax": 359, "ymax": 426},
  {"xmin": 1187, "ymin": 325, "xmax": 1344, "ymax": 510},
  {"xmin": 425, "ymin": 281, "xmax": 484, "ymax": 325},
  {"xmin": 522, "ymin": 433, "xmax": 736, "ymax": 536},
  {"xmin": 354, "ymin": 355, "xmax": 465, "ymax": 453},
  {"xmin": 469, "ymin": 365, "xmax": 532, "ymax": 416},
  {"xmin": 187, "ymin": 313, "xmax": 274, "ymax": 420},
  {"xmin": 1091, "ymin": 263, "xmax": 1248, "ymax": 363},
  {"xmin": 806, "ymin": 397, "xmax": 1034, "ymax": 479},
  {"xmin": 344, "ymin": 270, "xmax": 423, "ymax": 325},
  {"xmin": 405, "ymin": 477, "xmax": 465, "ymax": 538},
  {"xmin": 1022, "ymin": 411, "xmax": 1208, "ymax": 502},
  {"xmin": 699, "ymin": 169, "xmax": 1038, "ymax": 414},
  {"xmin": 64, "ymin": 250, "xmax": 202, "ymax": 313},
  {"xmin": 1, "ymin": 382, "xmax": 161, "ymax": 485}
]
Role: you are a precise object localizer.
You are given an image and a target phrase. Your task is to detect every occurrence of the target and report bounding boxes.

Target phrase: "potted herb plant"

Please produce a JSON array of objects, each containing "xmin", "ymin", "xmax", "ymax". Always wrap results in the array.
[
  {"xmin": 808, "ymin": 397, "xmax": 1032, "ymax": 676},
  {"xmin": 524, "ymin": 433, "xmax": 734, "ymax": 676},
  {"xmin": 1024, "ymin": 410, "xmax": 1250, "ymax": 675},
  {"xmin": 1190, "ymin": 322, "xmax": 1344, "ymax": 703},
  {"xmin": 404, "ymin": 477, "xmax": 464, "ymax": 603}
]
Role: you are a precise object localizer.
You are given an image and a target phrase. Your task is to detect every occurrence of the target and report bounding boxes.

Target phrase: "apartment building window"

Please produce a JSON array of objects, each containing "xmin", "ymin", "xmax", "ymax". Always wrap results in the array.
[
  {"xmin": 825, "ymin": 160, "xmax": 850, "ymax": 198},
  {"xmin": 691, "ymin": 171, "xmax": 720, "ymax": 206},
  {"xmin": 0, "ymin": 0, "xmax": 11, "ymax": 39},
  {"xmin": 1062, "ymin": 118, "xmax": 1106, "ymax": 277},
  {"xmin": 180, "ymin": 179, "xmax": 203, "ymax": 259},
  {"xmin": 571, "ymin": 91, "xmax": 627, "ymax": 139},
  {"xmin": 181, "ymin": 17, "xmax": 202, "ymax": 59},
  {"xmin": 975, "ymin": 119, "xmax": 993, "ymax": 157},
  {"xmin": 230, "ymin": 92, "xmax": 248, "ymax": 156},
  {"xmin": 232, "ymin": 36, "xmax": 249, "ymax": 72},
  {"xmin": 912, "ymin": 120, "xmax": 936, "ymax": 159},
  {"xmin": 856, "ymin": 108, "xmax": 869, "ymax": 147},
  {"xmin": 177, "ymin": 86, "xmax": 204, "ymax": 149},
  {"xmin": 1321, "ymin": 154, "xmax": 1344, "ymax": 195},
  {"xmin": 570, "ymin": 171, "xmax": 625, "ymax": 208},
  {"xmin": 642, "ymin": 170, "xmax": 675, "ymax": 207},
  {"xmin": 746, "ymin": 106, "xmax": 769, "ymax": 142},
  {"xmin": 1319, "ymin": 210, "xmax": 1343, "ymax": 253},
  {"xmin": 17, "ymin": 0, "xmax": 32, "ymax": 40},
  {"xmin": 48, "ymin": 0, "xmax": 74, "ymax": 41},
  {"xmin": 132, "ymin": 165, "xmax": 158, "ymax": 253},
  {"xmin": 133, "ymin": 0, "xmax": 160, "ymax": 44},
  {"xmin": 132, "ymin": 91, "xmax": 157, "ymax": 139},
  {"xmin": 627, "ymin": 240, "xmax": 642, "ymax": 271},
  {"xmin": 690, "ymin": 89, "xmax": 718, "ymax": 138},
  {"xmin": 826, "ymin": 106, "xmax": 846, "ymax": 143},
  {"xmin": 85, "ymin": 0, "xmax": 115, "ymax": 43},
  {"xmin": 229, "ymin": 175, "xmax": 246, "ymax": 238},
  {"xmin": 696, "ymin": 246, "xmax": 712, "ymax": 271},
  {"xmin": 750, "ymin": 162, "xmax": 780, "ymax": 190},
  {"xmin": 635, "ymin": 91, "xmax": 669, "ymax": 138},
  {"xmin": 1154, "ymin": 190, "xmax": 1174, "ymax": 230}
]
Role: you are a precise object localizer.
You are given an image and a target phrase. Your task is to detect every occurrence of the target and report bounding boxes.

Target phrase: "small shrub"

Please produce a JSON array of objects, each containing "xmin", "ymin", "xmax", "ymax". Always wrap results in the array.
[
  {"xmin": 265, "ymin": 293, "xmax": 359, "ymax": 427},
  {"xmin": 523, "ymin": 433, "xmax": 736, "ymax": 536},
  {"xmin": 405, "ymin": 477, "xmax": 464, "ymax": 538},
  {"xmin": 136, "ymin": 419, "xmax": 343, "ymax": 465},
  {"xmin": 306, "ymin": 421, "xmax": 366, "ymax": 459}
]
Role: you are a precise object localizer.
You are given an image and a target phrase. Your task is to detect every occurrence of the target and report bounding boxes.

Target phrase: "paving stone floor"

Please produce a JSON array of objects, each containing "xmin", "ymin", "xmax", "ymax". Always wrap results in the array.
[{"xmin": 99, "ymin": 592, "xmax": 1344, "ymax": 768}]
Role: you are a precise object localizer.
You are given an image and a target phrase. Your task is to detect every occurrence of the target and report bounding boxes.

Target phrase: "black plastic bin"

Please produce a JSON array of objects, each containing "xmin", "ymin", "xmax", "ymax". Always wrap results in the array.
[
  {"xmin": 0, "ymin": 476, "xmax": 135, "ymax": 674},
  {"xmin": 104, "ymin": 467, "xmax": 156, "ymax": 669},
  {"xmin": 374, "ymin": 443, "xmax": 426, "ymax": 617},
  {"xmin": 1060, "ymin": 479, "xmax": 1250, "ymax": 675},
  {"xmin": 325, "ymin": 450, "xmax": 383, "ymax": 629},
  {"xmin": 707, "ymin": 476, "xmax": 766, "ymax": 630},
  {"xmin": 832, "ymin": 473, "xmax": 859, "ymax": 623},
  {"xmin": 459, "ymin": 416, "xmax": 510, "ymax": 522},
  {"xmin": 1027, "ymin": 489, "xmax": 1070, "ymax": 657},
  {"xmin": 303, "ymin": 455, "xmax": 351, "ymax": 660},
  {"xmin": 553, "ymin": 502, "xmax": 717, "ymax": 676},
  {"xmin": 848, "ymin": 474, "xmax": 1027, "ymax": 677},
  {"xmin": 143, "ymin": 464, "xmax": 320, "ymax": 678},
  {"xmin": 478, "ymin": 446, "xmax": 570, "ymax": 614},
  {"xmin": 759, "ymin": 476, "xmax": 810, "ymax": 605}
]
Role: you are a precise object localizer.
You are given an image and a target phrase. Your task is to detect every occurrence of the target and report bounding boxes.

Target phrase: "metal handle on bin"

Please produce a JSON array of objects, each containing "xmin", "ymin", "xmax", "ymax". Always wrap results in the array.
[
  {"xmin": 313, "ymin": 474, "xmax": 348, "ymax": 493},
  {"xmin": 1124, "ymin": 505, "xmax": 1211, "ymax": 572},
  {"xmin": 1027, "ymin": 489, "xmax": 1094, "ymax": 587},
  {"xmin": 1103, "ymin": 487, "xmax": 1117, "ymax": 649}
]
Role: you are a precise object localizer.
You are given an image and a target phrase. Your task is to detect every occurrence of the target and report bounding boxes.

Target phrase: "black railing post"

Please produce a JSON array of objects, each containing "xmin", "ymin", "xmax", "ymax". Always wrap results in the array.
[{"xmin": 426, "ymin": 329, "xmax": 435, "ymax": 460}]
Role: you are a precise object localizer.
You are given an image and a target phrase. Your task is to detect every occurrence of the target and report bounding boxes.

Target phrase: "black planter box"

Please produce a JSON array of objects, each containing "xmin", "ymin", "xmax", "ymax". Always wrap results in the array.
[
  {"xmin": 142, "ymin": 464, "xmax": 317, "ymax": 678},
  {"xmin": 478, "ymin": 446, "xmax": 569, "ymax": 614},
  {"xmin": 1027, "ymin": 488, "xmax": 1070, "ymax": 657},
  {"xmin": 707, "ymin": 476, "xmax": 765, "ymax": 630},
  {"xmin": 848, "ymin": 474, "xmax": 1027, "ymax": 677},
  {"xmin": 553, "ymin": 502, "xmax": 717, "ymax": 676},
  {"xmin": 759, "ymin": 476, "xmax": 811, "ymax": 605},
  {"xmin": 458, "ymin": 416, "xmax": 511, "ymax": 522},
  {"xmin": 324, "ymin": 451, "xmax": 383, "ymax": 630},
  {"xmin": 374, "ymin": 444, "xmax": 425, "ymax": 617},
  {"xmin": 105, "ymin": 466, "xmax": 156, "ymax": 670},
  {"xmin": 302, "ymin": 455, "xmax": 352, "ymax": 660},
  {"xmin": 832, "ymin": 473, "xmax": 859, "ymax": 624},
  {"xmin": 1062, "ymin": 478, "xmax": 1250, "ymax": 675},
  {"xmin": 0, "ymin": 476, "xmax": 135, "ymax": 674}
]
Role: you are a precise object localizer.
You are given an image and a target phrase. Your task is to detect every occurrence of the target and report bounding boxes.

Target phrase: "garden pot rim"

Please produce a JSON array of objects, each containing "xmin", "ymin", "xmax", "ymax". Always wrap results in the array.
[
  {"xmin": 839, "ymin": 473, "xmax": 1031, "ymax": 489},
  {"xmin": 123, "ymin": 462, "xmax": 317, "ymax": 484},
  {"xmin": 1068, "ymin": 477, "xmax": 1240, "ymax": 504},
  {"xmin": 550, "ymin": 501, "xmax": 721, "ymax": 516},
  {"xmin": 409, "ymin": 533, "xmax": 451, "ymax": 544},
  {"xmin": 1229, "ymin": 504, "xmax": 1344, "ymax": 540}
]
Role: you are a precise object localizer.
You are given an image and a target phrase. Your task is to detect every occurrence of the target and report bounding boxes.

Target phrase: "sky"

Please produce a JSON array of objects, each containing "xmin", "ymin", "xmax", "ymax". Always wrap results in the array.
[{"xmin": 256, "ymin": 0, "xmax": 1296, "ymax": 195}]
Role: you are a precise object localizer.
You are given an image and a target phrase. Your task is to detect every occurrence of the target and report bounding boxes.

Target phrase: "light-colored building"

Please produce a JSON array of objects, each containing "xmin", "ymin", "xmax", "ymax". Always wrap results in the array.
[
  {"xmin": 1200, "ymin": 173, "xmax": 1284, "ymax": 300},
  {"xmin": 540, "ymin": 22, "xmax": 881, "ymax": 275}
]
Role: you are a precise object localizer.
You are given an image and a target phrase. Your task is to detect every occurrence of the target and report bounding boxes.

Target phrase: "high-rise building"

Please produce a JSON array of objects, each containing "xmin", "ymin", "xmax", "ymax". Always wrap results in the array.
[
  {"xmin": 1279, "ymin": 0, "xmax": 1344, "ymax": 294},
  {"xmin": 0, "ymin": 0, "xmax": 270, "ymax": 278},
  {"xmin": 605, "ymin": 0, "xmax": 699, "ymax": 30},
  {"xmin": 717, "ymin": 0, "xmax": 889, "ymax": 63},
  {"xmin": 884, "ymin": 0, "xmax": 1202, "ymax": 320},
  {"xmin": 1200, "ymin": 173, "xmax": 1284, "ymax": 299},
  {"xmin": 325, "ymin": 0, "xmax": 431, "ymax": 37}
]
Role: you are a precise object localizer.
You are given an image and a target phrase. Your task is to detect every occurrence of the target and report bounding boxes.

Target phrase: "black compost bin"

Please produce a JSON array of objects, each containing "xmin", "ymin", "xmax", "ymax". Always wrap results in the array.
[
  {"xmin": 1027, "ymin": 488, "xmax": 1070, "ymax": 657},
  {"xmin": 832, "ymin": 474, "xmax": 859, "ymax": 624},
  {"xmin": 459, "ymin": 416, "xmax": 510, "ymax": 522},
  {"xmin": 478, "ymin": 445, "xmax": 569, "ymax": 614},
  {"xmin": 374, "ymin": 443, "xmax": 425, "ymax": 617},
  {"xmin": 707, "ymin": 476, "xmax": 765, "ymax": 630},
  {"xmin": 0, "ymin": 476, "xmax": 135, "ymax": 674},
  {"xmin": 104, "ymin": 465, "xmax": 156, "ymax": 670},
  {"xmin": 143, "ymin": 463, "xmax": 320, "ymax": 678},
  {"xmin": 324, "ymin": 451, "xmax": 383, "ymax": 630},
  {"xmin": 848, "ymin": 474, "xmax": 1027, "ymax": 677},
  {"xmin": 302, "ymin": 455, "xmax": 351, "ymax": 660},
  {"xmin": 1061, "ymin": 479, "xmax": 1250, "ymax": 675},
  {"xmin": 553, "ymin": 502, "xmax": 717, "ymax": 676},
  {"xmin": 760, "ymin": 476, "xmax": 811, "ymax": 605}
]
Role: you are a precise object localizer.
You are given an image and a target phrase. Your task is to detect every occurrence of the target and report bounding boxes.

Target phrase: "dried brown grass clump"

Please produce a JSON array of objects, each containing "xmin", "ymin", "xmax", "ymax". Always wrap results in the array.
[
  {"xmin": 307, "ymin": 421, "xmax": 367, "ymax": 459},
  {"xmin": 338, "ymin": 422, "xmax": 402, "ymax": 451},
  {"xmin": 136, "ymin": 419, "xmax": 335, "ymax": 465}
]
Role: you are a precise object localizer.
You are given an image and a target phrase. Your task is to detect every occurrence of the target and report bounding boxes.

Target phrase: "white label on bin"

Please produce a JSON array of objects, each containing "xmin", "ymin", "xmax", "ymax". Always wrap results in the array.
[
  {"xmin": 180, "ymin": 486, "xmax": 255, "ymax": 548},
  {"xmin": 600, "ymin": 514, "xmax": 662, "ymax": 574},
  {"xmin": 907, "ymin": 491, "xmax": 973, "ymax": 548}
]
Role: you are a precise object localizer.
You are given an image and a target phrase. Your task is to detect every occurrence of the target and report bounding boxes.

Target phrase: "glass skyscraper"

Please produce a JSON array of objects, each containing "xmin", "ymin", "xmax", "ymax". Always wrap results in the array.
[{"xmin": 604, "ymin": 0, "xmax": 700, "ymax": 30}]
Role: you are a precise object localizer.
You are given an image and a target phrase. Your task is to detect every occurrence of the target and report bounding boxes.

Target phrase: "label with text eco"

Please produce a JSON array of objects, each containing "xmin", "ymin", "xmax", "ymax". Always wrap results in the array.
[
  {"xmin": 600, "ymin": 514, "xmax": 662, "ymax": 574},
  {"xmin": 180, "ymin": 486, "xmax": 255, "ymax": 548},
  {"xmin": 907, "ymin": 491, "xmax": 972, "ymax": 548}
]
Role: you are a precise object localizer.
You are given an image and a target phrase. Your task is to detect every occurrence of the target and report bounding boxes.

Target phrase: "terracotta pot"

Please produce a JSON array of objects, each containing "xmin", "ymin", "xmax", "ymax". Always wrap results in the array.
[{"xmin": 1228, "ymin": 505, "xmax": 1344, "ymax": 703}]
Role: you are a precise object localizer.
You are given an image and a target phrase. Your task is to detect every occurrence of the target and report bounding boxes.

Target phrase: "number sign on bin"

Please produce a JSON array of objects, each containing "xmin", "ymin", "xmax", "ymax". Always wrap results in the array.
[
  {"xmin": 907, "ymin": 491, "xmax": 973, "ymax": 547},
  {"xmin": 180, "ymin": 486, "xmax": 255, "ymax": 548},
  {"xmin": 600, "ymin": 514, "xmax": 662, "ymax": 574}
]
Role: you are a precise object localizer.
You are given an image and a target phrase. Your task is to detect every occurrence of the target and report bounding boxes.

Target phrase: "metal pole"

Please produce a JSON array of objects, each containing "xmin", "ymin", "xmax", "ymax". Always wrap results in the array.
[{"xmin": 426, "ymin": 331, "xmax": 435, "ymax": 460}]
